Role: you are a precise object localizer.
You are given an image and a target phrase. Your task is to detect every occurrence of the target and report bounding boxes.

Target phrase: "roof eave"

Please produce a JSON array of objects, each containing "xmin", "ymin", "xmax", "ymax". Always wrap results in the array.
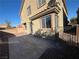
[
  {"xmin": 62, "ymin": 0, "xmax": 68, "ymax": 15},
  {"xmin": 18, "ymin": 0, "xmax": 25, "ymax": 17}
]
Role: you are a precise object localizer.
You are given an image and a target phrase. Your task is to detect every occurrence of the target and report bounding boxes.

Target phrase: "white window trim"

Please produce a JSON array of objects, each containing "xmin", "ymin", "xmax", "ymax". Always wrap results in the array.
[
  {"xmin": 55, "ymin": 14, "xmax": 59, "ymax": 32},
  {"xmin": 41, "ymin": 15, "xmax": 51, "ymax": 28},
  {"xmin": 27, "ymin": 5, "xmax": 31, "ymax": 16},
  {"xmin": 37, "ymin": 0, "xmax": 46, "ymax": 8}
]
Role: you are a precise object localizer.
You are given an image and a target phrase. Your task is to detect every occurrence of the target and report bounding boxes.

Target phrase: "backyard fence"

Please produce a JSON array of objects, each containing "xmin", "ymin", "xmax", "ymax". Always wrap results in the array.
[
  {"xmin": 59, "ymin": 25, "xmax": 79, "ymax": 47},
  {"xmin": 0, "ymin": 27, "xmax": 25, "ymax": 36}
]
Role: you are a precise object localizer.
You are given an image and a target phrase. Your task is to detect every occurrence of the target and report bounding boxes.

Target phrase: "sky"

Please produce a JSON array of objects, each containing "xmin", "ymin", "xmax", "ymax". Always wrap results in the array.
[
  {"xmin": 66, "ymin": 0, "xmax": 79, "ymax": 20},
  {"xmin": 0, "ymin": 0, "xmax": 22, "ymax": 27},
  {"xmin": 0, "ymin": 0, "xmax": 79, "ymax": 26}
]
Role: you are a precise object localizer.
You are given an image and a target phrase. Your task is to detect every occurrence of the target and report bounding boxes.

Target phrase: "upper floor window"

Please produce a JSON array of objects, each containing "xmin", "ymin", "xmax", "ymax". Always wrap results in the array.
[
  {"xmin": 37, "ymin": 0, "xmax": 46, "ymax": 8},
  {"xmin": 27, "ymin": 6, "xmax": 31, "ymax": 16}
]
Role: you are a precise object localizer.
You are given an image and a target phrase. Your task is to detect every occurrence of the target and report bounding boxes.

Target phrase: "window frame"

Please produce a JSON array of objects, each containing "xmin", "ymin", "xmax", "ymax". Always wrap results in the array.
[
  {"xmin": 55, "ymin": 14, "xmax": 59, "ymax": 32},
  {"xmin": 46, "ymin": 15, "xmax": 51, "ymax": 28},
  {"xmin": 27, "ymin": 5, "xmax": 31, "ymax": 16},
  {"xmin": 37, "ymin": 0, "xmax": 46, "ymax": 8},
  {"xmin": 41, "ymin": 15, "xmax": 51, "ymax": 28}
]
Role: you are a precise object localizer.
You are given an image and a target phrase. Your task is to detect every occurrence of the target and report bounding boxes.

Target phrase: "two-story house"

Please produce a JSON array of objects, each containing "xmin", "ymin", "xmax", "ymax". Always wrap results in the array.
[{"xmin": 20, "ymin": 0, "xmax": 68, "ymax": 34}]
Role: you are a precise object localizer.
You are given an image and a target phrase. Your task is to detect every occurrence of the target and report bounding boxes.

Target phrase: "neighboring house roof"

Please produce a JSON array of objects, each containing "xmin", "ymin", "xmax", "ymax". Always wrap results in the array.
[{"xmin": 0, "ymin": 24, "xmax": 7, "ymax": 28}]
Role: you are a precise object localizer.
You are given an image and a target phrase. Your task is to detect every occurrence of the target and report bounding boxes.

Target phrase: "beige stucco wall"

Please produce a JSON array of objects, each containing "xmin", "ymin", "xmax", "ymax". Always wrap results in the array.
[
  {"xmin": 56, "ymin": 0, "xmax": 67, "ymax": 32},
  {"xmin": 20, "ymin": 0, "xmax": 67, "ymax": 34},
  {"xmin": 57, "ymin": 0, "xmax": 67, "ymax": 16},
  {"xmin": 32, "ymin": 18, "xmax": 41, "ymax": 34},
  {"xmin": 51, "ymin": 13, "xmax": 56, "ymax": 31},
  {"xmin": 57, "ymin": 7, "xmax": 64, "ymax": 32}
]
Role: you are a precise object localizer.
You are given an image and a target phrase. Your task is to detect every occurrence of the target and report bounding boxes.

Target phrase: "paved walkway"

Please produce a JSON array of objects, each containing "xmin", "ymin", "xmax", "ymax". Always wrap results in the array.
[
  {"xmin": 8, "ymin": 35, "xmax": 79, "ymax": 59},
  {"xmin": 9, "ymin": 35, "xmax": 53, "ymax": 59},
  {"xmin": 0, "ymin": 31, "xmax": 15, "ymax": 59},
  {"xmin": 0, "ymin": 34, "xmax": 79, "ymax": 59}
]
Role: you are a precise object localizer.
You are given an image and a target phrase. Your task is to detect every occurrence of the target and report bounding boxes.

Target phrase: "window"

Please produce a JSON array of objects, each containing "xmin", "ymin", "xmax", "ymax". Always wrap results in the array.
[
  {"xmin": 37, "ymin": 0, "xmax": 46, "ymax": 8},
  {"xmin": 27, "ymin": 6, "xmax": 31, "ymax": 16},
  {"xmin": 41, "ymin": 15, "xmax": 51, "ymax": 28},
  {"xmin": 46, "ymin": 15, "xmax": 51, "ymax": 28}
]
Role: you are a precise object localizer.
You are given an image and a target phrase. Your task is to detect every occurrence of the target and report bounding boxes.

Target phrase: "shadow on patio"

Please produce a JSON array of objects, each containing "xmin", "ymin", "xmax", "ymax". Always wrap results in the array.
[
  {"xmin": 39, "ymin": 36, "xmax": 79, "ymax": 59},
  {"xmin": 0, "ymin": 31, "xmax": 16, "ymax": 59}
]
